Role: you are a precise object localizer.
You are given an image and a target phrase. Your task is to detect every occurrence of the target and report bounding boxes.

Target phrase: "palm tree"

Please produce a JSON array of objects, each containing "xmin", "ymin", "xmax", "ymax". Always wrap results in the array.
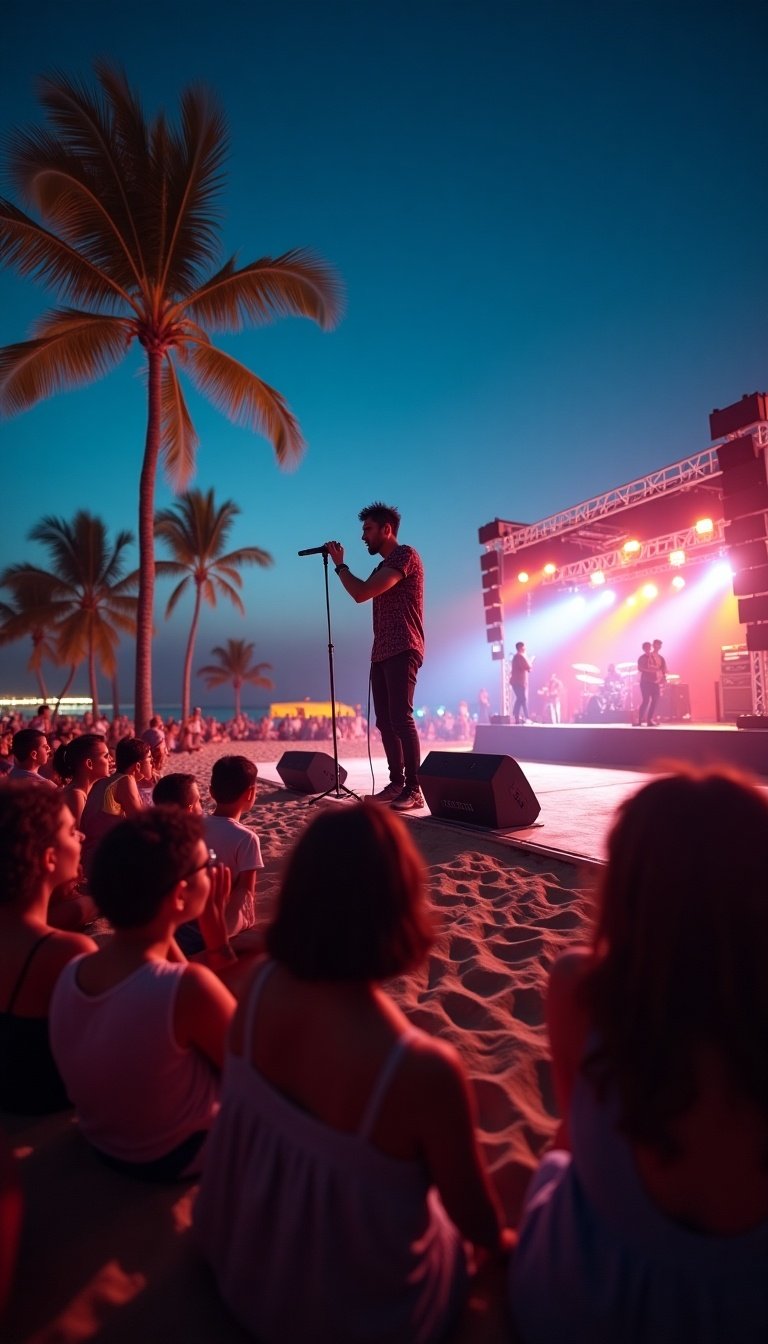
[
  {"xmin": 153, "ymin": 487, "xmax": 272, "ymax": 724},
  {"xmin": 0, "ymin": 511, "xmax": 138, "ymax": 718},
  {"xmin": 0, "ymin": 579, "xmax": 62, "ymax": 700},
  {"xmin": 198, "ymin": 639, "xmax": 273, "ymax": 719},
  {"xmin": 0, "ymin": 63, "xmax": 343, "ymax": 731}
]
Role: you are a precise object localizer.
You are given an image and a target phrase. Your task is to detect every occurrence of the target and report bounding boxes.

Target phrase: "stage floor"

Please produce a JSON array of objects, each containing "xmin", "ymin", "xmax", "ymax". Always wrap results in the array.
[{"xmin": 260, "ymin": 735, "xmax": 767, "ymax": 870}]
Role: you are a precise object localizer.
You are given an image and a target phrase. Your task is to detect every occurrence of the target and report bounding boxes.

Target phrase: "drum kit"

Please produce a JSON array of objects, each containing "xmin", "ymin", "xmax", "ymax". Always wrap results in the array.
[{"xmin": 572, "ymin": 661, "xmax": 634, "ymax": 713}]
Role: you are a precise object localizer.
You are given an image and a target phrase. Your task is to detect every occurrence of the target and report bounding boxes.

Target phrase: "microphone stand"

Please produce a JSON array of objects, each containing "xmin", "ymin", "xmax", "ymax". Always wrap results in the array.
[{"xmin": 305, "ymin": 548, "xmax": 359, "ymax": 804}]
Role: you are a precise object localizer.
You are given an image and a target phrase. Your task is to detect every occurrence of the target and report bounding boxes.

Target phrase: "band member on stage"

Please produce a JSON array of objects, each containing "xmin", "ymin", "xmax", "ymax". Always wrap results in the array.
[
  {"xmin": 326, "ymin": 504, "xmax": 425, "ymax": 812},
  {"xmin": 538, "ymin": 672, "xmax": 564, "ymax": 724},
  {"xmin": 636, "ymin": 640, "xmax": 666, "ymax": 726},
  {"xmin": 510, "ymin": 641, "xmax": 533, "ymax": 725}
]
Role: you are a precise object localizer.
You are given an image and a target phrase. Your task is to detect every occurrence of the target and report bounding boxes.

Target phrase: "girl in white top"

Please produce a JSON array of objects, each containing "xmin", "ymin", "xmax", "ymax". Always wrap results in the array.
[
  {"xmin": 195, "ymin": 802, "xmax": 513, "ymax": 1341},
  {"xmin": 50, "ymin": 807, "xmax": 237, "ymax": 1180}
]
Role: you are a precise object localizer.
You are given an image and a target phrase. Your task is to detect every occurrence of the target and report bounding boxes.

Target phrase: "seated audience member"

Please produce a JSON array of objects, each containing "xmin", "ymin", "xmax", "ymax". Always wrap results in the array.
[
  {"xmin": 203, "ymin": 755, "xmax": 263, "ymax": 937},
  {"xmin": 0, "ymin": 787, "xmax": 97, "ymax": 1114},
  {"xmin": 80, "ymin": 736, "xmax": 152, "ymax": 879},
  {"xmin": 153, "ymin": 772, "xmax": 203, "ymax": 813},
  {"xmin": 195, "ymin": 802, "xmax": 510, "ymax": 1343},
  {"xmin": 7, "ymin": 729, "xmax": 56, "ymax": 789},
  {"xmin": 58, "ymin": 734, "xmax": 112, "ymax": 827},
  {"xmin": 50, "ymin": 809, "xmax": 236, "ymax": 1181},
  {"xmin": 138, "ymin": 724, "xmax": 168, "ymax": 806},
  {"xmin": 510, "ymin": 770, "xmax": 768, "ymax": 1342}
]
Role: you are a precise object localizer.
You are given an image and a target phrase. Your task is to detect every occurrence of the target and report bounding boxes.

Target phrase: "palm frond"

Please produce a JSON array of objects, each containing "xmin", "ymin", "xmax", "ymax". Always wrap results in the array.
[
  {"xmin": 196, "ymin": 666, "xmax": 229, "ymax": 688},
  {"xmin": 242, "ymin": 668, "xmax": 274, "ymax": 689},
  {"xmin": 164, "ymin": 576, "xmax": 192, "ymax": 618},
  {"xmin": 210, "ymin": 575, "xmax": 244, "ymax": 613},
  {"xmin": 34, "ymin": 66, "xmax": 149, "ymax": 283},
  {"xmin": 0, "ymin": 198, "xmax": 132, "ymax": 308},
  {"xmin": 160, "ymin": 354, "xmax": 198, "ymax": 489},
  {"xmin": 0, "ymin": 312, "xmax": 131, "ymax": 415},
  {"xmin": 158, "ymin": 86, "xmax": 228, "ymax": 295},
  {"xmin": 184, "ymin": 341, "xmax": 304, "ymax": 466},
  {"xmin": 216, "ymin": 545, "xmax": 273, "ymax": 570},
  {"xmin": 180, "ymin": 248, "xmax": 344, "ymax": 332}
]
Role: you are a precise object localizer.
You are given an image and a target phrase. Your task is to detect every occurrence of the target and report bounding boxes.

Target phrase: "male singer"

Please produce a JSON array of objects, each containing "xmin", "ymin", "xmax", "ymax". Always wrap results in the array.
[{"xmin": 326, "ymin": 502, "xmax": 425, "ymax": 811}]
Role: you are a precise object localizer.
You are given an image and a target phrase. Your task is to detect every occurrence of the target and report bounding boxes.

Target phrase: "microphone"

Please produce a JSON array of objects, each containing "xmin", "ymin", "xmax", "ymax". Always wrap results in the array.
[{"xmin": 297, "ymin": 545, "xmax": 329, "ymax": 557}]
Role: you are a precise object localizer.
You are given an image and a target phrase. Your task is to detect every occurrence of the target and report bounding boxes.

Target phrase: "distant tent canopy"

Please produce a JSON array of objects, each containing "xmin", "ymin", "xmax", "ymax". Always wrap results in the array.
[{"xmin": 268, "ymin": 701, "xmax": 356, "ymax": 719}]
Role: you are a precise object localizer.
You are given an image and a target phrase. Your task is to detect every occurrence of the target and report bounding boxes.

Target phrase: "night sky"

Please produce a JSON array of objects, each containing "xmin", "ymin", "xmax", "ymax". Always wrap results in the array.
[{"xmin": 2, "ymin": 0, "xmax": 766, "ymax": 715}]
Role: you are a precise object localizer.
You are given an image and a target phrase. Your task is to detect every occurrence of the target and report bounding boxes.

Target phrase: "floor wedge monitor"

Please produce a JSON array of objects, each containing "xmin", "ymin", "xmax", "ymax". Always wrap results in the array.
[
  {"xmin": 418, "ymin": 751, "xmax": 541, "ymax": 828},
  {"xmin": 276, "ymin": 751, "xmax": 348, "ymax": 794}
]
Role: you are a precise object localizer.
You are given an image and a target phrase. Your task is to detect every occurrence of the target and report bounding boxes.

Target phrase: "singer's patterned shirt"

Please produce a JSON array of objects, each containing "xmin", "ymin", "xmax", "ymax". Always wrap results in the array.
[{"xmin": 370, "ymin": 544, "xmax": 424, "ymax": 664}]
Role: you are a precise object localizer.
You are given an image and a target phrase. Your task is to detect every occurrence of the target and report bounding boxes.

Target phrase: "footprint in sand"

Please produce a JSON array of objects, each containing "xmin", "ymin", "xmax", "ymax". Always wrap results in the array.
[
  {"xmin": 488, "ymin": 936, "xmax": 543, "ymax": 966},
  {"xmin": 511, "ymin": 986, "xmax": 545, "ymax": 1027},
  {"xmin": 462, "ymin": 966, "xmax": 513, "ymax": 998},
  {"xmin": 448, "ymin": 934, "xmax": 477, "ymax": 964},
  {"xmin": 442, "ymin": 990, "xmax": 497, "ymax": 1031}
]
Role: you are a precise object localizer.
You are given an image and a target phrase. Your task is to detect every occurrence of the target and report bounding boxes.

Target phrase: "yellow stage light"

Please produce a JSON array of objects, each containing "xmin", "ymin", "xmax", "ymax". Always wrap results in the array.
[
  {"xmin": 671, "ymin": 575, "xmax": 685, "ymax": 590},
  {"xmin": 543, "ymin": 563, "xmax": 557, "ymax": 576},
  {"xmin": 669, "ymin": 550, "xmax": 686, "ymax": 567},
  {"xmin": 517, "ymin": 571, "xmax": 529, "ymax": 583},
  {"xmin": 590, "ymin": 570, "xmax": 606, "ymax": 585},
  {"xmin": 623, "ymin": 539, "xmax": 641, "ymax": 555},
  {"xmin": 694, "ymin": 518, "xmax": 714, "ymax": 536},
  {"xmin": 626, "ymin": 595, "xmax": 637, "ymax": 607},
  {"xmin": 642, "ymin": 582, "xmax": 658, "ymax": 600}
]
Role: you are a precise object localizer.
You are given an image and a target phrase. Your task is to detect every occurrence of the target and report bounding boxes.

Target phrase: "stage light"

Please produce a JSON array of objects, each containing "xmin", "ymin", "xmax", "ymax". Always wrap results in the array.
[
  {"xmin": 671, "ymin": 575, "xmax": 685, "ymax": 590},
  {"xmin": 695, "ymin": 518, "xmax": 714, "ymax": 536},
  {"xmin": 623, "ymin": 539, "xmax": 641, "ymax": 555},
  {"xmin": 543, "ymin": 562, "xmax": 557, "ymax": 576},
  {"xmin": 669, "ymin": 550, "xmax": 685, "ymax": 567},
  {"xmin": 590, "ymin": 570, "xmax": 606, "ymax": 586},
  {"xmin": 436, "ymin": 706, "xmax": 445, "ymax": 717},
  {"xmin": 711, "ymin": 560, "xmax": 734, "ymax": 583},
  {"xmin": 601, "ymin": 589, "xmax": 617, "ymax": 605},
  {"xmin": 642, "ymin": 582, "xmax": 658, "ymax": 600},
  {"xmin": 517, "ymin": 571, "xmax": 529, "ymax": 584},
  {"xmin": 626, "ymin": 595, "xmax": 638, "ymax": 607}
]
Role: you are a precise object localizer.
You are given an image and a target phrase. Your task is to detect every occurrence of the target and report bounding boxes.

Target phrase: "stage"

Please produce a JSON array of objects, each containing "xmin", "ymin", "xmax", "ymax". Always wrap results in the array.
[{"xmin": 473, "ymin": 721, "xmax": 768, "ymax": 777}]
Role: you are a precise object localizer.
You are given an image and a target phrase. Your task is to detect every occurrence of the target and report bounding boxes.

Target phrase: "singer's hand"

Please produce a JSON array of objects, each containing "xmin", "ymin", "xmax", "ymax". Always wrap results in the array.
[{"xmin": 326, "ymin": 541, "xmax": 344, "ymax": 566}]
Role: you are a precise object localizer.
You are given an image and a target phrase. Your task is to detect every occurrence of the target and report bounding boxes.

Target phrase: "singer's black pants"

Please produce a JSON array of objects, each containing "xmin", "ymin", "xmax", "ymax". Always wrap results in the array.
[{"xmin": 370, "ymin": 650, "xmax": 422, "ymax": 790}]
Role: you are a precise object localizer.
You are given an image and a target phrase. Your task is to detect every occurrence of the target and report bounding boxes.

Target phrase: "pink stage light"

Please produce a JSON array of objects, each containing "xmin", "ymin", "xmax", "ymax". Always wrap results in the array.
[
  {"xmin": 517, "ymin": 571, "xmax": 529, "ymax": 584},
  {"xmin": 590, "ymin": 570, "xmax": 606, "ymax": 586},
  {"xmin": 671, "ymin": 575, "xmax": 686, "ymax": 591}
]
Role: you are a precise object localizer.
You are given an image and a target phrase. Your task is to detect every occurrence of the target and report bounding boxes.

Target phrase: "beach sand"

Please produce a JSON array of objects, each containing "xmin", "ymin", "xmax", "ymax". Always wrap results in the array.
[{"xmin": 2, "ymin": 741, "xmax": 594, "ymax": 1343}]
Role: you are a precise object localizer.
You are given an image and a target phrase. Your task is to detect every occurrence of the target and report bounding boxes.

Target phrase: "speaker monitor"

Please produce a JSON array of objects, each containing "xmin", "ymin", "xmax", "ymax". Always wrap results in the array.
[
  {"xmin": 276, "ymin": 751, "xmax": 348, "ymax": 793},
  {"xmin": 418, "ymin": 752, "xmax": 540, "ymax": 829}
]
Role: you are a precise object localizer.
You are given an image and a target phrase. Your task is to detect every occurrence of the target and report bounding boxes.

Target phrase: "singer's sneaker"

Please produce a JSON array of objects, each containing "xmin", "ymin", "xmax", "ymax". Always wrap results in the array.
[
  {"xmin": 366, "ymin": 782, "xmax": 404, "ymax": 803},
  {"xmin": 391, "ymin": 786, "xmax": 425, "ymax": 812}
]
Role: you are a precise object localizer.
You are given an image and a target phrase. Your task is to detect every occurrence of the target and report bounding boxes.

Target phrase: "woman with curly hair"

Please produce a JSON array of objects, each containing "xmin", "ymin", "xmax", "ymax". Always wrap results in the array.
[
  {"xmin": 195, "ymin": 801, "xmax": 510, "ymax": 1343},
  {"xmin": 0, "ymin": 785, "xmax": 96, "ymax": 1113},
  {"xmin": 510, "ymin": 769, "xmax": 768, "ymax": 1342}
]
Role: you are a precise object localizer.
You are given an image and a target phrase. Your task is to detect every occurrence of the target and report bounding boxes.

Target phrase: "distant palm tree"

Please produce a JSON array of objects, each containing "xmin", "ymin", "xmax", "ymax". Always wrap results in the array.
[
  {"xmin": 198, "ymin": 639, "xmax": 273, "ymax": 719},
  {"xmin": 0, "ymin": 63, "xmax": 343, "ymax": 731},
  {"xmin": 0, "ymin": 511, "xmax": 137, "ymax": 718},
  {"xmin": 153, "ymin": 488, "xmax": 272, "ymax": 724},
  {"xmin": 0, "ymin": 578, "xmax": 62, "ymax": 700}
]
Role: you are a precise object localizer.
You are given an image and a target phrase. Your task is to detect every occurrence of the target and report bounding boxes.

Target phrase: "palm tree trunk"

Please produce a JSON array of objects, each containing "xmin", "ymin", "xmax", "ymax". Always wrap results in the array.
[
  {"xmin": 54, "ymin": 664, "xmax": 76, "ymax": 723},
  {"xmin": 31, "ymin": 633, "xmax": 49, "ymax": 701},
  {"xmin": 135, "ymin": 346, "xmax": 163, "ymax": 733},
  {"xmin": 88, "ymin": 639, "xmax": 100, "ymax": 721},
  {"xmin": 234, "ymin": 677, "xmax": 241, "ymax": 718},
  {"xmin": 181, "ymin": 582, "xmax": 202, "ymax": 726}
]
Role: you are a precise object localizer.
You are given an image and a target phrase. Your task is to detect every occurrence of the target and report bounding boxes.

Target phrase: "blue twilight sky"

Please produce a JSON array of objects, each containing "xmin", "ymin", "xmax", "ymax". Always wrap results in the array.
[{"xmin": 1, "ymin": 0, "xmax": 767, "ymax": 713}]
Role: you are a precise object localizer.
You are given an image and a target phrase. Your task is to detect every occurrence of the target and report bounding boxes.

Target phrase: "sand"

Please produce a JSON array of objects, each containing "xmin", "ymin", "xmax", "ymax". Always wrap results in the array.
[{"xmin": 2, "ymin": 741, "xmax": 594, "ymax": 1343}]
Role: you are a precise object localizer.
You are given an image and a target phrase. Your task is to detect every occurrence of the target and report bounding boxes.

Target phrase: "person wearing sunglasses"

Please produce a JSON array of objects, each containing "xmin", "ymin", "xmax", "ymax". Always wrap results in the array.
[{"xmin": 49, "ymin": 808, "xmax": 236, "ymax": 1181}]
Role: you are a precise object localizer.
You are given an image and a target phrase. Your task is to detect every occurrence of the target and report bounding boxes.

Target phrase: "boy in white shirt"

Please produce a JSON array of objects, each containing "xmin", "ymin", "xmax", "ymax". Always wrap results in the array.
[{"xmin": 203, "ymin": 756, "xmax": 263, "ymax": 938}]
